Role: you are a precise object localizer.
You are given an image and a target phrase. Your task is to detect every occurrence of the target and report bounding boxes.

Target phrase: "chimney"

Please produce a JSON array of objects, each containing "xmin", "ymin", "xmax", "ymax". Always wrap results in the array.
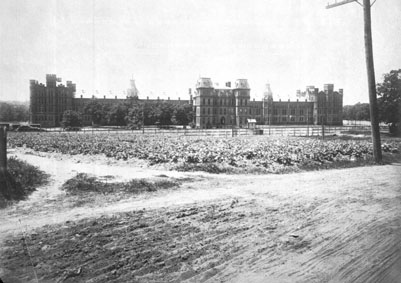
[
  {"xmin": 104, "ymin": 95, "xmax": 106, "ymax": 99},
  {"xmin": 115, "ymin": 96, "xmax": 117, "ymax": 99}
]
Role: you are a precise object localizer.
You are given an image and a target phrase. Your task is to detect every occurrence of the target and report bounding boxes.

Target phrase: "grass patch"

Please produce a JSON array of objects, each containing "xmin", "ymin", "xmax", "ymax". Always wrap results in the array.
[
  {"xmin": 173, "ymin": 163, "xmax": 230, "ymax": 174},
  {"xmin": 0, "ymin": 157, "xmax": 49, "ymax": 208},
  {"xmin": 61, "ymin": 173, "xmax": 181, "ymax": 196}
]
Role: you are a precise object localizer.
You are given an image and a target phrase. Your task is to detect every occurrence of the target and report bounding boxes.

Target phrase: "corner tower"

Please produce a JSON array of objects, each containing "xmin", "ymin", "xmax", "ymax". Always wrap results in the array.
[
  {"xmin": 233, "ymin": 79, "xmax": 250, "ymax": 127},
  {"xmin": 194, "ymin": 78, "xmax": 214, "ymax": 128}
]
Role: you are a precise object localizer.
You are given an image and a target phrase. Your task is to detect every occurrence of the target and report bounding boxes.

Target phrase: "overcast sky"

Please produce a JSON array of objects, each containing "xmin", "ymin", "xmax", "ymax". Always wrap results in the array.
[{"xmin": 0, "ymin": 0, "xmax": 400, "ymax": 105}]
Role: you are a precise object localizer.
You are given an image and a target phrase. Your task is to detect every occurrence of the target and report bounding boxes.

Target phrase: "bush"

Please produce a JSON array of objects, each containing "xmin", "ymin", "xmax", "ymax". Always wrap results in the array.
[
  {"xmin": 0, "ymin": 157, "xmax": 49, "ymax": 207},
  {"xmin": 61, "ymin": 173, "xmax": 180, "ymax": 195}
]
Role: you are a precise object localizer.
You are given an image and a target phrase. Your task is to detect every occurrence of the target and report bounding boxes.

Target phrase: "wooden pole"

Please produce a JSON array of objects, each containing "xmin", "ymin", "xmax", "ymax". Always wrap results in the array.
[
  {"xmin": 363, "ymin": 0, "xmax": 382, "ymax": 163},
  {"xmin": 0, "ymin": 126, "xmax": 6, "ymax": 172}
]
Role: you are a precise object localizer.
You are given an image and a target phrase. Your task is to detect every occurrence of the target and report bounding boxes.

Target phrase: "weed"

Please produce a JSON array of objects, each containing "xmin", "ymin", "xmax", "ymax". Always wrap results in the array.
[
  {"xmin": 0, "ymin": 157, "xmax": 49, "ymax": 208},
  {"xmin": 61, "ymin": 173, "xmax": 181, "ymax": 196}
]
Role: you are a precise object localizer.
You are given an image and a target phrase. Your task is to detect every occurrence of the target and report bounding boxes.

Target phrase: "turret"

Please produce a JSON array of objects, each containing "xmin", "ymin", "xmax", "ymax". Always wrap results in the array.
[
  {"xmin": 263, "ymin": 83, "xmax": 273, "ymax": 125},
  {"xmin": 263, "ymin": 83, "xmax": 273, "ymax": 101},
  {"xmin": 127, "ymin": 79, "xmax": 139, "ymax": 98},
  {"xmin": 324, "ymin": 84, "xmax": 334, "ymax": 94},
  {"xmin": 46, "ymin": 74, "xmax": 58, "ymax": 88},
  {"xmin": 195, "ymin": 78, "xmax": 214, "ymax": 97},
  {"xmin": 233, "ymin": 79, "xmax": 250, "ymax": 127}
]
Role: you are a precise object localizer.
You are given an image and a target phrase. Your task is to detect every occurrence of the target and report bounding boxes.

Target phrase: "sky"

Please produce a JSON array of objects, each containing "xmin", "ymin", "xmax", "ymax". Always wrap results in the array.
[{"xmin": 0, "ymin": 0, "xmax": 400, "ymax": 105}]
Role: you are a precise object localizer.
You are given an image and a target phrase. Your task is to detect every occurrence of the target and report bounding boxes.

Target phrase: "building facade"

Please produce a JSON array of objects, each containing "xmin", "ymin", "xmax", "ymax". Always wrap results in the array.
[
  {"xmin": 29, "ymin": 74, "xmax": 191, "ymax": 127},
  {"xmin": 30, "ymin": 74, "xmax": 343, "ymax": 128},
  {"xmin": 193, "ymin": 78, "xmax": 343, "ymax": 128}
]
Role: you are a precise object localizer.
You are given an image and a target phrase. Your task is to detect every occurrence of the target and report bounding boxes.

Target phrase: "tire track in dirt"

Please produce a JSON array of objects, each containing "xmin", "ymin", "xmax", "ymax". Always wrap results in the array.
[{"xmin": 1, "ymin": 150, "xmax": 401, "ymax": 282}]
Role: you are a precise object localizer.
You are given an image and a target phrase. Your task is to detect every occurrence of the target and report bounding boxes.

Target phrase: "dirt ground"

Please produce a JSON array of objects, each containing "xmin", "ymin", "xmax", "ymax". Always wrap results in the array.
[{"xmin": 1, "ymin": 148, "xmax": 401, "ymax": 283}]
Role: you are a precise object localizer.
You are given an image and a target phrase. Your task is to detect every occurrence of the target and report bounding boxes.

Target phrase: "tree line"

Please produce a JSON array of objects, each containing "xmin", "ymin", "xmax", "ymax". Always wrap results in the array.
[
  {"xmin": 62, "ymin": 99, "xmax": 194, "ymax": 128},
  {"xmin": 0, "ymin": 102, "xmax": 29, "ymax": 122},
  {"xmin": 342, "ymin": 69, "xmax": 400, "ymax": 134}
]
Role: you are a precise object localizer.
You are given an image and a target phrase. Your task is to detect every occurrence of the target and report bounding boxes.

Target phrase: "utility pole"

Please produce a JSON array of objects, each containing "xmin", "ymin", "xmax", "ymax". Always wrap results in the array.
[
  {"xmin": 326, "ymin": 0, "xmax": 382, "ymax": 163},
  {"xmin": 0, "ymin": 126, "xmax": 6, "ymax": 172}
]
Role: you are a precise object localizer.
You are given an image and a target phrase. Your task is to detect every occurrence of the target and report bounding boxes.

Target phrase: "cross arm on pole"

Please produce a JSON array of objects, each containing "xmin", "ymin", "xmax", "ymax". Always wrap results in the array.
[{"xmin": 326, "ymin": 0, "xmax": 357, "ymax": 9}]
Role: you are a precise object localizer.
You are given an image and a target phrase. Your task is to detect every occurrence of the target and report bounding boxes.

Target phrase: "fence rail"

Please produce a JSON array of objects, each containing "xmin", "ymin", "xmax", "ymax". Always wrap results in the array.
[{"xmin": 15, "ymin": 124, "xmax": 388, "ymax": 138}]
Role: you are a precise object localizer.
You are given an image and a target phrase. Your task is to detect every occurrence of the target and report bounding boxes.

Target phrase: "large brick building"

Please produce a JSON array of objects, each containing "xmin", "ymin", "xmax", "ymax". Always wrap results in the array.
[
  {"xmin": 193, "ymin": 78, "xmax": 343, "ymax": 128},
  {"xmin": 29, "ymin": 74, "xmax": 343, "ymax": 128},
  {"xmin": 29, "ymin": 74, "xmax": 190, "ymax": 127}
]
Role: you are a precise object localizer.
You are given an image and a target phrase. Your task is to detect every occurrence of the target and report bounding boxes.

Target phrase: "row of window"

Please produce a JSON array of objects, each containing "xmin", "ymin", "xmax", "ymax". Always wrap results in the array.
[
  {"xmin": 272, "ymin": 116, "xmax": 309, "ymax": 122},
  {"xmin": 34, "ymin": 115, "xmax": 53, "ymax": 122},
  {"xmin": 200, "ymin": 98, "xmax": 249, "ymax": 106},
  {"xmin": 198, "ymin": 107, "xmax": 264, "ymax": 116},
  {"xmin": 199, "ymin": 117, "xmax": 252, "ymax": 126},
  {"xmin": 273, "ymin": 109, "xmax": 308, "ymax": 115}
]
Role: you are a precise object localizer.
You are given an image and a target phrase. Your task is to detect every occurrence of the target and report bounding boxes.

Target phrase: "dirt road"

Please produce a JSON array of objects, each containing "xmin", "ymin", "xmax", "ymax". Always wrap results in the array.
[{"xmin": 1, "ymin": 149, "xmax": 401, "ymax": 282}]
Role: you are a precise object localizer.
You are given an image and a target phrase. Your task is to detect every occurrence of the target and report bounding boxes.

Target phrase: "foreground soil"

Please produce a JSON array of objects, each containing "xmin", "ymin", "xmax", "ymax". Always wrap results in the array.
[{"xmin": 0, "ymin": 149, "xmax": 401, "ymax": 282}]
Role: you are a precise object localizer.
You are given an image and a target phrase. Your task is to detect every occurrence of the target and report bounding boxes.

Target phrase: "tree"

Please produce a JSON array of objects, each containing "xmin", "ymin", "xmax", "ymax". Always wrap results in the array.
[
  {"xmin": 84, "ymin": 100, "xmax": 105, "ymax": 125},
  {"xmin": 61, "ymin": 110, "xmax": 82, "ymax": 128},
  {"xmin": 106, "ymin": 103, "xmax": 128, "ymax": 126},
  {"xmin": 0, "ymin": 102, "xmax": 29, "ymax": 122},
  {"xmin": 172, "ymin": 104, "xmax": 194, "ymax": 125},
  {"xmin": 125, "ymin": 104, "xmax": 143, "ymax": 128},
  {"xmin": 343, "ymin": 103, "xmax": 370, "ymax": 122},
  {"xmin": 377, "ymin": 69, "xmax": 401, "ymax": 135},
  {"xmin": 355, "ymin": 103, "xmax": 370, "ymax": 121}
]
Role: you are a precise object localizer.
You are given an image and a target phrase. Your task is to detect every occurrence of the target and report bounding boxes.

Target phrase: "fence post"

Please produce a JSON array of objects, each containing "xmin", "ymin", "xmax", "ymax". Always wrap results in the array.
[{"xmin": 0, "ymin": 126, "xmax": 7, "ymax": 173}]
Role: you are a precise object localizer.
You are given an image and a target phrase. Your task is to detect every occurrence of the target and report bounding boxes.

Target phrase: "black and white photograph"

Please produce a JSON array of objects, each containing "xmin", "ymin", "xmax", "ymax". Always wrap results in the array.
[{"xmin": 1, "ymin": 0, "xmax": 401, "ymax": 282}]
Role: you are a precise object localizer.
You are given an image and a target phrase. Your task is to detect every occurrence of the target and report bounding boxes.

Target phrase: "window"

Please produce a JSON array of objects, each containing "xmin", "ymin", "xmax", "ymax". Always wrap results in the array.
[
  {"xmin": 208, "ymin": 99, "xmax": 210, "ymax": 105},
  {"xmin": 207, "ymin": 108, "xmax": 210, "ymax": 114},
  {"xmin": 290, "ymin": 116, "xmax": 295, "ymax": 122},
  {"xmin": 300, "ymin": 117, "xmax": 304, "ymax": 122},
  {"xmin": 273, "ymin": 109, "xmax": 278, "ymax": 115},
  {"xmin": 291, "ymin": 108, "xmax": 295, "ymax": 115},
  {"xmin": 282, "ymin": 117, "xmax": 287, "ymax": 122},
  {"xmin": 300, "ymin": 109, "xmax": 304, "ymax": 115},
  {"xmin": 282, "ymin": 109, "xmax": 287, "ymax": 115}
]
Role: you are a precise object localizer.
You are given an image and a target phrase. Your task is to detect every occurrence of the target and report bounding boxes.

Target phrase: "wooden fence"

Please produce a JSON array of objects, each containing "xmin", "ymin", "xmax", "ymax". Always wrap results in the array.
[{"xmin": 20, "ymin": 124, "xmax": 387, "ymax": 138}]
